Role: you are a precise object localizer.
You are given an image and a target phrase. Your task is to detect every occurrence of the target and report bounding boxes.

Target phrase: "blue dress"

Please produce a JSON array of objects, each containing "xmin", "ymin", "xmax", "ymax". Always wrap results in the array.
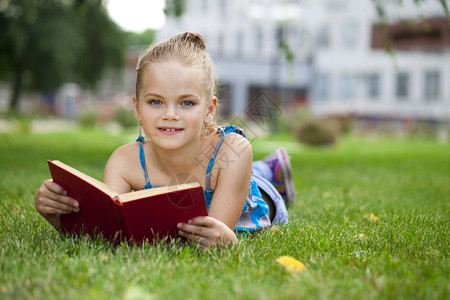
[{"xmin": 137, "ymin": 125, "xmax": 287, "ymax": 232}]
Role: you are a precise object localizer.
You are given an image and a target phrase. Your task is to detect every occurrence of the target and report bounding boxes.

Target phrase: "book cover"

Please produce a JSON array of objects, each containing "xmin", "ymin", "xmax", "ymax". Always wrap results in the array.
[{"xmin": 47, "ymin": 160, "xmax": 208, "ymax": 243}]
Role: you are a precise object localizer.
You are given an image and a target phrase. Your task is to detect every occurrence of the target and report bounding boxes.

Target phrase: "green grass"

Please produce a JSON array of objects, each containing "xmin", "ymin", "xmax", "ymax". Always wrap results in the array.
[{"xmin": 1, "ymin": 129, "xmax": 449, "ymax": 299}]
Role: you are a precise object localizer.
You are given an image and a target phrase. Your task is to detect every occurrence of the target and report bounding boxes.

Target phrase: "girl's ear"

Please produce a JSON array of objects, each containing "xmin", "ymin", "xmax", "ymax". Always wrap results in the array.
[
  {"xmin": 205, "ymin": 97, "xmax": 218, "ymax": 122},
  {"xmin": 132, "ymin": 94, "xmax": 140, "ymax": 121}
]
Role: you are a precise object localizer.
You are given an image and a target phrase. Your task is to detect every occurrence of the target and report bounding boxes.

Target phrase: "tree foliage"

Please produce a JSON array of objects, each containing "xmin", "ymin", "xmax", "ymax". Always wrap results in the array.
[
  {"xmin": 164, "ymin": 0, "xmax": 186, "ymax": 18},
  {"xmin": 372, "ymin": 0, "xmax": 450, "ymax": 22},
  {"xmin": 125, "ymin": 29, "xmax": 156, "ymax": 50},
  {"xmin": 0, "ymin": 0, "xmax": 126, "ymax": 111}
]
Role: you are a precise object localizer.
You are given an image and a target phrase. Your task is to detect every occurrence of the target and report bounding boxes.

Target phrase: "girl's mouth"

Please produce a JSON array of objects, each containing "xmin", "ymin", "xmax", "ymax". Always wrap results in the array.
[{"xmin": 158, "ymin": 127, "xmax": 183, "ymax": 135}]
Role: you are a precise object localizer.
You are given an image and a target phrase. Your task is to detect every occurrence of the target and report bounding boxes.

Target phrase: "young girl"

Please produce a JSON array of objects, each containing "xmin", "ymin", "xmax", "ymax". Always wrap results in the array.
[{"xmin": 34, "ymin": 32, "xmax": 296, "ymax": 248}]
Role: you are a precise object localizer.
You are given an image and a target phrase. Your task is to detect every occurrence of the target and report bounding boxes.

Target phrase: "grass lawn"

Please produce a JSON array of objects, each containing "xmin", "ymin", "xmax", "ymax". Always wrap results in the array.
[{"xmin": 0, "ymin": 128, "xmax": 449, "ymax": 299}]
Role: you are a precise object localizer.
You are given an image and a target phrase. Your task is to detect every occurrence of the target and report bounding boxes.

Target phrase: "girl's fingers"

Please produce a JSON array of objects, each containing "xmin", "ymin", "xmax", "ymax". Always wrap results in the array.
[
  {"xmin": 186, "ymin": 216, "xmax": 216, "ymax": 227},
  {"xmin": 178, "ymin": 229, "xmax": 216, "ymax": 248},
  {"xmin": 44, "ymin": 179, "xmax": 67, "ymax": 195},
  {"xmin": 38, "ymin": 181, "xmax": 79, "ymax": 210},
  {"xmin": 178, "ymin": 223, "xmax": 211, "ymax": 238},
  {"xmin": 43, "ymin": 197, "xmax": 79, "ymax": 213}
]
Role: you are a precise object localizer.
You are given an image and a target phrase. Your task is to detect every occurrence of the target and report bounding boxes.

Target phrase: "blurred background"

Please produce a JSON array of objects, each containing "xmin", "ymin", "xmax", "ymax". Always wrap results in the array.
[{"xmin": 0, "ymin": 0, "xmax": 449, "ymax": 144}]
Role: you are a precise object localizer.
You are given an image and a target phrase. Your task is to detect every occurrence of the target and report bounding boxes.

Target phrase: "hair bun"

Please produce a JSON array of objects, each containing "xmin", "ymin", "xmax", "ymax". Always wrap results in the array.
[{"xmin": 172, "ymin": 32, "xmax": 206, "ymax": 50}]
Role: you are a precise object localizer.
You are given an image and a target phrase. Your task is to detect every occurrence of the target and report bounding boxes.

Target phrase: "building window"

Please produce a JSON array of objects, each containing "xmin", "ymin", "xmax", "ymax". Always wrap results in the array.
[
  {"xmin": 342, "ymin": 20, "xmax": 359, "ymax": 48},
  {"xmin": 316, "ymin": 26, "xmax": 331, "ymax": 49},
  {"xmin": 366, "ymin": 73, "xmax": 380, "ymax": 99},
  {"xmin": 236, "ymin": 31, "xmax": 244, "ymax": 56},
  {"xmin": 316, "ymin": 73, "xmax": 330, "ymax": 101},
  {"xmin": 396, "ymin": 72, "xmax": 409, "ymax": 100},
  {"xmin": 255, "ymin": 27, "xmax": 264, "ymax": 52},
  {"xmin": 340, "ymin": 73, "xmax": 355, "ymax": 100},
  {"xmin": 295, "ymin": 27, "xmax": 308, "ymax": 52},
  {"xmin": 424, "ymin": 70, "xmax": 440, "ymax": 100}
]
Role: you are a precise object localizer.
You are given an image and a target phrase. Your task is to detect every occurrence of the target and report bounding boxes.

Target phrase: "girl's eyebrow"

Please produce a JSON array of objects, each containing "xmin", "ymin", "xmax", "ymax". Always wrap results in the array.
[
  {"xmin": 143, "ymin": 92, "xmax": 163, "ymax": 98},
  {"xmin": 179, "ymin": 94, "xmax": 200, "ymax": 99},
  {"xmin": 143, "ymin": 92, "xmax": 200, "ymax": 99}
]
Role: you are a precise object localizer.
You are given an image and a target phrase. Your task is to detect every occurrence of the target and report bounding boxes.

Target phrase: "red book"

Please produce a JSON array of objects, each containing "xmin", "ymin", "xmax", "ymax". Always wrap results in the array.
[{"xmin": 47, "ymin": 160, "xmax": 208, "ymax": 243}]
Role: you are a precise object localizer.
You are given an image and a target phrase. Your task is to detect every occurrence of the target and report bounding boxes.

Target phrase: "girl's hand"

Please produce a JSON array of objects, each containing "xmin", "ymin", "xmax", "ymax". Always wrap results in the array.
[
  {"xmin": 34, "ymin": 179, "xmax": 79, "ymax": 231},
  {"xmin": 177, "ymin": 216, "xmax": 237, "ymax": 248}
]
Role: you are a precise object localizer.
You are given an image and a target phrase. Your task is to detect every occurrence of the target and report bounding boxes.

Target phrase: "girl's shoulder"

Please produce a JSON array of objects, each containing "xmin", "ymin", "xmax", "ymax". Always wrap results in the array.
[
  {"xmin": 104, "ymin": 141, "xmax": 141, "ymax": 193},
  {"xmin": 217, "ymin": 125, "xmax": 252, "ymax": 162},
  {"xmin": 110, "ymin": 141, "xmax": 139, "ymax": 159},
  {"xmin": 106, "ymin": 141, "xmax": 141, "ymax": 170},
  {"xmin": 219, "ymin": 125, "xmax": 251, "ymax": 147}
]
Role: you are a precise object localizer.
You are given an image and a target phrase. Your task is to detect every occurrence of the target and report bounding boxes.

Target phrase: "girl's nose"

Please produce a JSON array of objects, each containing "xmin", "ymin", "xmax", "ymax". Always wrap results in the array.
[{"xmin": 162, "ymin": 104, "xmax": 180, "ymax": 120}]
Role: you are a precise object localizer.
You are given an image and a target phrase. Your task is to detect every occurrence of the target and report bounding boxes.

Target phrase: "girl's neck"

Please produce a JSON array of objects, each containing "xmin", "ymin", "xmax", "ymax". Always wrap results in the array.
[{"xmin": 146, "ymin": 138, "xmax": 206, "ymax": 178}]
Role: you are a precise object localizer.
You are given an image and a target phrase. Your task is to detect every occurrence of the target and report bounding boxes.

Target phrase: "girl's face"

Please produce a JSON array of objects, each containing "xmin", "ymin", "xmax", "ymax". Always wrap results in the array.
[{"xmin": 133, "ymin": 61, "xmax": 216, "ymax": 150}]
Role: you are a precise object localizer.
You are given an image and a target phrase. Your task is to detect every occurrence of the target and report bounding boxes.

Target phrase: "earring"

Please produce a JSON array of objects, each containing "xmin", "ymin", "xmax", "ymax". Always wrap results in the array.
[
  {"xmin": 201, "ymin": 121, "xmax": 210, "ymax": 139},
  {"xmin": 137, "ymin": 120, "xmax": 145, "ymax": 142}
]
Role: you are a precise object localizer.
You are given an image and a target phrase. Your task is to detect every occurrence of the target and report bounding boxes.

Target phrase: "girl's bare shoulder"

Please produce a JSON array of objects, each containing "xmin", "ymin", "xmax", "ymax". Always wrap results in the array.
[
  {"xmin": 106, "ymin": 142, "xmax": 140, "ymax": 168},
  {"xmin": 104, "ymin": 142, "xmax": 142, "ymax": 192},
  {"xmin": 214, "ymin": 132, "xmax": 252, "ymax": 169},
  {"xmin": 222, "ymin": 132, "xmax": 252, "ymax": 155}
]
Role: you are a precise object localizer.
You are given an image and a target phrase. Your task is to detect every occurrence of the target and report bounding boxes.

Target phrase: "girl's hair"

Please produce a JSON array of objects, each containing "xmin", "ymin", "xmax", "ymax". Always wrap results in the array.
[{"xmin": 135, "ymin": 32, "xmax": 219, "ymax": 126}]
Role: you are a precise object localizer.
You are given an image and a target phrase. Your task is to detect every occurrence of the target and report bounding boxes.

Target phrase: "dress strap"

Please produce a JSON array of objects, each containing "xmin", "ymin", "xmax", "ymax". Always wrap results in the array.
[
  {"xmin": 204, "ymin": 125, "xmax": 247, "ymax": 190},
  {"xmin": 137, "ymin": 137, "xmax": 152, "ymax": 189},
  {"xmin": 205, "ymin": 132, "xmax": 227, "ymax": 190}
]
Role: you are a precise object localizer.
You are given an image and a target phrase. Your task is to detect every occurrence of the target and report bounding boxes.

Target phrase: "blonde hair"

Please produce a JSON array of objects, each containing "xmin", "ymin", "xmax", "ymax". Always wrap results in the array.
[{"xmin": 135, "ymin": 32, "xmax": 219, "ymax": 127}]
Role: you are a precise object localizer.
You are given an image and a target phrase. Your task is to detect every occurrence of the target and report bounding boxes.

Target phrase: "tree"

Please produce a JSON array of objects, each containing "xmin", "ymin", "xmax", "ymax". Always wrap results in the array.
[
  {"xmin": 0, "ymin": 0, "xmax": 125, "ymax": 112},
  {"xmin": 372, "ymin": 0, "xmax": 449, "ymax": 22},
  {"xmin": 164, "ymin": 0, "xmax": 186, "ymax": 18},
  {"xmin": 125, "ymin": 29, "xmax": 156, "ymax": 50}
]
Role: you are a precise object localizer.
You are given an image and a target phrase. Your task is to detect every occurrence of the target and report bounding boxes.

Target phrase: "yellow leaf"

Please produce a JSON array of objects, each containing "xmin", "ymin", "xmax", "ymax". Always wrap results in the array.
[
  {"xmin": 276, "ymin": 256, "xmax": 306, "ymax": 273},
  {"xmin": 369, "ymin": 213, "xmax": 380, "ymax": 222},
  {"xmin": 358, "ymin": 234, "xmax": 367, "ymax": 239}
]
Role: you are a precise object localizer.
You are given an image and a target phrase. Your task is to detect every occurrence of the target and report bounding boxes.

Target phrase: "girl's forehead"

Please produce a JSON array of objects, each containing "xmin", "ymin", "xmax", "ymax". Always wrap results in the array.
[
  {"xmin": 146, "ymin": 61, "xmax": 203, "ymax": 78},
  {"xmin": 140, "ymin": 61, "xmax": 205, "ymax": 97}
]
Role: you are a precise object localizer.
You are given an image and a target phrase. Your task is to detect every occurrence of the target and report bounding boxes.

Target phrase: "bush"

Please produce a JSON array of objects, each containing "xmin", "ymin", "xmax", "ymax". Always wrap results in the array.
[
  {"xmin": 115, "ymin": 108, "xmax": 137, "ymax": 128},
  {"xmin": 78, "ymin": 110, "xmax": 97, "ymax": 128},
  {"xmin": 294, "ymin": 119, "xmax": 339, "ymax": 146}
]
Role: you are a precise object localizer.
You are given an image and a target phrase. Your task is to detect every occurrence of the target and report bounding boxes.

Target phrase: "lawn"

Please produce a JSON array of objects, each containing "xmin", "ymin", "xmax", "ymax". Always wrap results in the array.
[{"xmin": 0, "ymin": 128, "xmax": 449, "ymax": 299}]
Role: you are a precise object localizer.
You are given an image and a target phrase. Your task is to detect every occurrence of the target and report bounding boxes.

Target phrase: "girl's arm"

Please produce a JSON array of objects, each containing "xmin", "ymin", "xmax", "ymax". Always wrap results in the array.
[{"xmin": 178, "ymin": 133, "xmax": 253, "ymax": 248}]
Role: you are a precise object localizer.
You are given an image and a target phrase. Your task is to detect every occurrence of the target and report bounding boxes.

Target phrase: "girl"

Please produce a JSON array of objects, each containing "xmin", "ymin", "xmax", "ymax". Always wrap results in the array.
[{"xmin": 34, "ymin": 32, "xmax": 296, "ymax": 248}]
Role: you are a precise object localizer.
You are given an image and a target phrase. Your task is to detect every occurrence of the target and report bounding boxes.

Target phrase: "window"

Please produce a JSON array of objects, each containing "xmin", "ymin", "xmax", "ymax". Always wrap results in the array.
[
  {"xmin": 396, "ymin": 72, "xmax": 409, "ymax": 99},
  {"xmin": 424, "ymin": 71, "xmax": 440, "ymax": 100},
  {"xmin": 255, "ymin": 26, "xmax": 264, "ymax": 51},
  {"xmin": 316, "ymin": 26, "xmax": 331, "ymax": 49},
  {"xmin": 340, "ymin": 73, "xmax": 355, "ymax": 100},
  {"xmin": 366, "ymin": 74, "xmax": 380, "ymax": 99},
  {"xmin": 316, "ymin": 74, "xmax": 331, "ymax": 101},
  {"xmin": 236, "ymin": 31, "xmax": 244, "ymax": 56},
  {"xmin": 342, "ymin": 20, "xmax": 359, "ymax": 48}
]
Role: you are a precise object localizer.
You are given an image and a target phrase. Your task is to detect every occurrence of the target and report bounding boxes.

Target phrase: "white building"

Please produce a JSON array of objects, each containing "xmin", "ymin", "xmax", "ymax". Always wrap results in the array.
[{"xmin": 158, "ymin": 0, "xmax": 450, "ymax": 124}]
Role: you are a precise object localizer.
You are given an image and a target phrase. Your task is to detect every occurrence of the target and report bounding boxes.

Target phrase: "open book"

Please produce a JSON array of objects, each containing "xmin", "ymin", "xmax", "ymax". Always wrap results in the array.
[{"xmin": 47, "ymin": 160, "xmax": 208, "ymax": 243}]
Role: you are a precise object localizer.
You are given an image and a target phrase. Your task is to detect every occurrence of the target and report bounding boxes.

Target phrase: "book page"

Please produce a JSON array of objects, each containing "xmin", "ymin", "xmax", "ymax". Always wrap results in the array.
[{"xmin": 118, "ymin": 182, "xmax": 201, "ymax": 203}]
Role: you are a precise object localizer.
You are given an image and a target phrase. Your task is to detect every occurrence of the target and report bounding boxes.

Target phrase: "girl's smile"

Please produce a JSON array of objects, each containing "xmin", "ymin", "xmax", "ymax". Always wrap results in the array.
[{"xmin": 158, "ymin": 127, "xmax": 184, "ymax": 135}]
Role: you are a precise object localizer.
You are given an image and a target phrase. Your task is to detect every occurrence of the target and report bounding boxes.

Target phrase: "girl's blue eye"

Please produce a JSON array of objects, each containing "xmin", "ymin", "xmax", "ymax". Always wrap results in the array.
[
  {"xmin": 181, "ymin": 101, "xmax": 195, "ymax": 107},
  {"xmin": 149, "ymin": 99, "xmax": 162, "ymax": 105}
]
